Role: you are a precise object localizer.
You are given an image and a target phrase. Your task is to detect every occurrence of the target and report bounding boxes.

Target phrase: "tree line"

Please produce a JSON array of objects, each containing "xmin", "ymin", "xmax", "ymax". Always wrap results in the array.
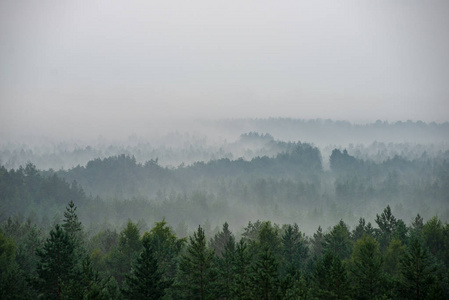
[{"xmin": 1, "ymin": 201, "xmax": 448, "ymax": 299}]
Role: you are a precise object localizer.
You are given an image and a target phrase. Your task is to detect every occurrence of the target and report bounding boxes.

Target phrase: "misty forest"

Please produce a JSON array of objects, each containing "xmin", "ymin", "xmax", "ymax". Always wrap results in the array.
[
  {"xmin": 2, "ymin": 0, "xmax": 449, "ymax": 299},
  {"xmin": 1, "ymin": 119, "xmax": 449, "ymax": 299}
]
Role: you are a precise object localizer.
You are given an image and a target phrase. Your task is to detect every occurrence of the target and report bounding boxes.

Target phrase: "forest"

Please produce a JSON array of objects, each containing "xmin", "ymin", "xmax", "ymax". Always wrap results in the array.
[{"xmin": 1, "ymin": 120, "xmax": 449, "ymax": 299}]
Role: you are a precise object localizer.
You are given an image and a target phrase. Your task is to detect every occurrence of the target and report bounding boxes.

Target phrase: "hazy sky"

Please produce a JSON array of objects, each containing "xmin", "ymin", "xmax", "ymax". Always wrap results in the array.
[{"xmin": 1, "ymin": 0, "xmax": 448, "ymax": 140}]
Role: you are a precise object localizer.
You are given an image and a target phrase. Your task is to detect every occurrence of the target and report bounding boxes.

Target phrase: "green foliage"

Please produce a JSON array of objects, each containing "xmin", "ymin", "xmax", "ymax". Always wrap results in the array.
[
  {"xmin": 375, "ymin": 205, "xmax": 398, "ymax": 252},
  {"xmin": 106, "ymin": 220, "xmax": 142, "ymax": 286},
  {"xmin": 250, "ymin": 247, "xmax": 280, "ymax": 300},
  {"xmin": 178, "ymin": 225, "xmax": 217, "ymax": 299},
  {"xmin": 351, "ymin": 234, "xmax": 384, "ymax": 299},
  {"xmin": 400, "ymin": 238, "xmax": 436, "ymax": 300},
  {"xmin": 323, "ymin": 220, "xmax": 352, "ymax": 260},
  {"xmin": 35, "ymin": 224, "xmax": 77, "ymax": 300},
  {"xmin": 281, "ymin": 223, "xmax": 308, "ymax": 274},
  {"xmin": 314, "ymin": 251, "xmax": 350, "ymax": 299},
  {"xmin": 231, "ymin": 239, "xmax": 253, "ymax": 300},
  {"xmin": 122, "ymin": 236, "xmax": 171, "ymax": 300}
]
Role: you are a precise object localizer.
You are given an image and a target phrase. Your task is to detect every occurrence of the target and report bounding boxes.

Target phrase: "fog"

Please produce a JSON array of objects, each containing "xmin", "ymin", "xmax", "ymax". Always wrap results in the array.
[{"xmin": 1, "ymin": 0, "xmax": 449, "ymax": 143}]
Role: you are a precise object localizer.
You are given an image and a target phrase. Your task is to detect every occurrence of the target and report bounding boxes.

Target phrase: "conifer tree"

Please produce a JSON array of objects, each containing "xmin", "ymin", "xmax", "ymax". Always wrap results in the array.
[
  {"xmin": 323, "ymin": 220, "xmax": 352, "ymax": 260},
  {"xmin": 35, "ymin": 224, "xmax": 76, "ymax": 300},
  {"xmin": 209, "ymin": 223, "xmax": 236, "ymax": 299},
  {"xmin": 281, "ymin": 223, "xmax": 308, "ymax": 273},
  {"xmin": 178, "ymin": 225, "xmax": 217, "ymax": 299},
  {"xmin": 400, "ymin": 238, "xmax": 436, "ymax": 300},
  {"xmin": 250, "ymin": 247, "xmax": 279, "ymax": 300},
  {"xmin": 122, "ymin": 237, "xmax": 171, "ymax": 300},
  {"xmin": 351, "ymin": 234, "xmax": 384, "ymax": 299},
  {"xmin": 231, "ymin": 239, "xmax": 252, "ymax": 300}
]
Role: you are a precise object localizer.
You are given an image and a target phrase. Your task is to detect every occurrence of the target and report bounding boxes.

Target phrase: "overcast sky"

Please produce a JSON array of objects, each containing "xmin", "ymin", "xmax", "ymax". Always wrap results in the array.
[{"xmin": 1, "ymin": 0, "xmax": 448, "ymax": 140}]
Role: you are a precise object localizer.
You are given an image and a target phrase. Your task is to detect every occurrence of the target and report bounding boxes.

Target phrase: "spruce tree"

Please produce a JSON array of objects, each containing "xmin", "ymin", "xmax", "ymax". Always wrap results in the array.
[
  {"xmin": 216, "ymin": 232, "xmax": 236, "ymax": 300},
  {"xmin": 178, "ymin": 225, "xmax": 217, "ymax": 299},
  {"xmin": 35, "ymin": 224, "xmax": 76, "ymax": 300},
  {"xmin": 351, "ymin": 234, "xmax": 384, "ymax": 299},
  {"xmin": 231, "ymin": 239, "xmax": 252, "ymax": 300},
  {"xmin": 400, "ymin": 238, "xmax": 436, "ymax": 300},
  {"xmin": 122, "ymin": 237, "xmax": 171, "ymax": 300},
  {"xmin": 250, "ymin": 247, "xmax": 279, "ymax": 300}
]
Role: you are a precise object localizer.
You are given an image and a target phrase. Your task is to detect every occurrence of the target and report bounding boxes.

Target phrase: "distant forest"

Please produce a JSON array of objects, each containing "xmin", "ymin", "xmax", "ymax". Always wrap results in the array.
[{"xmin": 1, "ymin": 119, "xmax": 449, "ymax": 299}]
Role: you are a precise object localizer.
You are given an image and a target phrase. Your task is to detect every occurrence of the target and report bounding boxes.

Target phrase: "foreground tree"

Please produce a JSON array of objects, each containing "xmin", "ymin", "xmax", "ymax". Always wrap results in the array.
[
  {"xmin": 351, "ymin": 234, "xmax": 384, "ymax": 299},
  {"xmin": 250, "ymin": 247, "xmax": 280, "ymax": 300},
  {"xmin": 122, "ymin": 236, "xmax": 171, "ymax": 300},
  {"xmin": 35, "ymin": 224, "xmax": 76, "ymax": 300},
  {"xmin": 400, "ymin": 238, "xmax": 436, "ymax": 300},
  {"xmin": 178, "ymin": 225, "xmax": 217, "ymax": 299}
]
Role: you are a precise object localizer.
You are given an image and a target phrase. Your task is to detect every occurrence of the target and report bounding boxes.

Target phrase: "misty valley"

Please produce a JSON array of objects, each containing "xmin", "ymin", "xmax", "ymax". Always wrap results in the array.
[{"xmin": 1, "ymin": 119, "xmax": 449, "ymax": 299}]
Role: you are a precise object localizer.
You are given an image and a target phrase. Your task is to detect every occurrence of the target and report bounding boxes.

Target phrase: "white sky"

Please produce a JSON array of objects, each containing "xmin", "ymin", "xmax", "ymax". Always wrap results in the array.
[{"xmin": 1, "ymin": 0, "xmax": 448, "ymax": 140}]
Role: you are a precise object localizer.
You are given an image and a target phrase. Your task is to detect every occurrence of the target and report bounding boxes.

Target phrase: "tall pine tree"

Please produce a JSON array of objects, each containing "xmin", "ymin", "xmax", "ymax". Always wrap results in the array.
[
  {"xmin": 122, "ymin": 236, "xmax": 171, "ymax": 300},
  {"xmin": 178, "ymin": 225, "xmax": 217, "ymax": 299}
]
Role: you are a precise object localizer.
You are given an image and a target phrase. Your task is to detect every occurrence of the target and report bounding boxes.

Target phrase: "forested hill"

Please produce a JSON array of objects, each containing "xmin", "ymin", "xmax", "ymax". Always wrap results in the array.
[
  {"xmin": 57, "ymin": 142, "xmax": 323, "ymax": 199},
  {"xmin": 1, "ymin": 142, "xmax": 448, "ymax": 233}
]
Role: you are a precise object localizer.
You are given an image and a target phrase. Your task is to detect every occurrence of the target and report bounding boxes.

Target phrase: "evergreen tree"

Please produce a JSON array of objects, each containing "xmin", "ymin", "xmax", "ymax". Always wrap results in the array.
[
  {"xmin": 314, "ymin": 251, "xmax": 349, "ymax": 299},
  {"xmin": 209, "ymin": 222, "xmax": 233, "ymax": 257},
  {"xmin": 122, "ymin": 236, "xmax": 171, "ymax": 300},
  {"xmin": 375, "ymin": 205, "xmax": 397, "ymax": 252},
  {"xmin": 250, "ymin": 247, "xmax": 280, "ymax": 300},
  {"xmin": 323, "ymin": 220, "xmax": 352, "ymax": 260},
  {"xmin": 231, "ymin": 238, "xmax": 252, "ymax": 300},
  {"xmin": 62, "ymin": 200, "xmax": 82, "ymax": 239},
  {"xmin": 311, "ymin": 226, "xmax": 324, "ymax": 257},
  {"xmin": 400, "ymin": 238, "xmax": 436, "ymax": 300},
  {"xmin": 351, "ymin": 234, "xmax": 384, "ymax": 299},
  {"xmin": 0, "ymin": 231, "xmax": 33, "ymax": 299},
  {"xmin": 178, "ymin": 225, "xmax": 217, "ymax": 299},
  {"xmin": 215, "ymin": 228, "xmax": 236, "ymax": 300},
  {"xmin": 106, "ymin": 220, "xmax": 142, "ymax": 286},
  {"xmin": 35, "ymin": 224, "xmax": 76, "ymax": 300},
  {"xmin": 281, "ymin": 223, "xmax": 308, "ymax": 273},
  {"xmin": 145, "ymin": 218, "xmax": 185, "ymax": 280}
]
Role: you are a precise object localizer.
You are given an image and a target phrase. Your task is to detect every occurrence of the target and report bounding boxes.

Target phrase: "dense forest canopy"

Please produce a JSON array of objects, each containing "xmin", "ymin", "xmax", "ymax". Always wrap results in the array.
[{"xmin": 1, "ymin": 119, "xmax": 449, "ymax": 299}]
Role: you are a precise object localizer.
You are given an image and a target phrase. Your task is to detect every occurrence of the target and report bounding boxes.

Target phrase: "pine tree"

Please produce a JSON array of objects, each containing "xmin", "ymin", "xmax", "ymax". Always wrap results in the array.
[
  {"xmin": 281, "ymin": 223, "xmax": 308, "ymax": 273},
  {"xmin": 323, "ymin": 220, "xmax": 352, "ymax": 260},
  {"xmin": 400, "ymin": 238, "xmax": 436, "ymax": 300},
  {"xmin": 250, "ymin": 247, "xmax": 279, "ymax": 300},
  {"xmin": 209, "ymin": 222, "xmax": 233, "ymax": 257},
  {"xmin": 231, "ymin": 239, "xmax": 252, "ymax": 300},
  {"xmin": 215, "ymin": 226, "xmax": 236, "ymax": 300},
  {"xmin": 35, "ymin": 224, "xmax": 76, "ymax": 300},
  {"xmin": 375, "ymin": 205, "xmax": 397, "ymax": 251},
  {"xmin": 145, "ymin": 218, "xmax": 185, "ymax": 280},
  {"xmin": 314, "ymin": 251, "xmax": 350, "ymax": 299},
  {"xmin": 122, "ymin": 237, "xmax": 171, "ymax": 300},
  {"xmin": 178, "ymin": 225, "xmax": 217, "ymax": 299},
  {"xmin": 351, "ymin": 234, "xmax": 384, "ymax": 299},
  {"xmin": 62, "ymin": 201, "xmax": 82, "ymax": 242}
]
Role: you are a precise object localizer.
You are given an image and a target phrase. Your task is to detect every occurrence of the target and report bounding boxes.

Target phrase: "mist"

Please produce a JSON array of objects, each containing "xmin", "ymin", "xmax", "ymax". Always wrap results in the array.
[{"xmin": 1, "ymin": 0, "xmax": 449, "ymax": 143}]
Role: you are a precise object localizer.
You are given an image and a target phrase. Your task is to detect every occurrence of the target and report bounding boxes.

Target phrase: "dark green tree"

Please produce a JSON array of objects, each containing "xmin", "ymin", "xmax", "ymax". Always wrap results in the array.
[
  {"xmin": 122, "ymin": 236, "xmax": 171, "ymax": 300},
  {"xmin": 178, "ymin": 225, "xmax": 217, "ymax": 299},
  {"xmin": 400, "ymin": 238, "xmax": 436, "ymax": 300},
  {"xmin": 351, "ymin": 234, "xmax": 384, "ymax": 300},
  {"xmin": 314, "ymin": 251, "xmax": 350, "ymax": 299},
  {"xmin": 35, "ymin": 224, "xmax": 77, "ymax": 300},
  {"xmin": 231, "ymin": 239, "xmax": 252, "ymax": 300},
  {"xmin": 281, "ymin": 223, "xmax": 308, "ymax": 273},
  {"xmin": 250, "ymin": 247, "xmax": 280, "ymax": 300},
  {"xmin": 0, "ymin": 230, "xmax": 33, "ymax": 299},
  {"xmin": 214, "ymin": 223, "xmax": 236, "ymax": 300},
  {"xmin": 106, "ymin": 220, "xmax": 142, "ymax": 286},
  {"xmin": 375, "ymin": 205, "xmax": 397, "ymax": 252},
  {"xmin": 323, "ymin": 220, "xmax": 352, "ymax": 260}
]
